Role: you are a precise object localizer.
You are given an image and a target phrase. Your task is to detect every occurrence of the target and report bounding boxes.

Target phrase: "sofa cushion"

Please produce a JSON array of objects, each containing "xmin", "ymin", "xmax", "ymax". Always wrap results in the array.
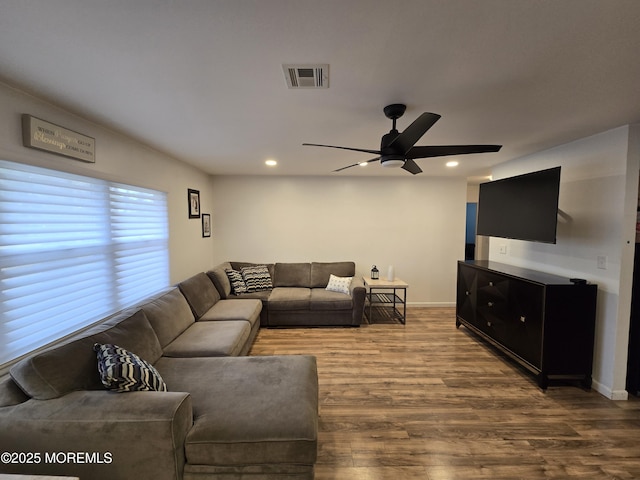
[
  {"xmin": 142, "ymin": 288, "xmax": 195, "ymax": 348},
  {"xmin": 10, "ymin": 309, "xmax": 163, "ymax": 400},
  {"xmin": 178, "ymin": 272, "xmax": 221, "ymax": 319},
  {"xmin": 154, "ymin": 355, "xmax": 318, "ymax": 467},
  {"xmin": 94, "ymin": 343, "xmax": 168, "ymax": 392},
  {"xmin": 227, "ymin": 289, "xmax": 272, "ymax": 304},
  {"xmin": 310, "ymin": 288, "xmax": 354, "ymax": 310},
  {"xmin": 225, "ymin": 268, "xmax": 248, "ymax": 294},
  {"xmin": 208, "ymin": 262, "xmax": 233, "ymax": 298},
  {"xmin": 310, "ymin": 261, "xmax": 356, "ymax": 288},
  {"xmin": 199, "ymin": 298, "xmax": 262, "ymax": 328},
  {"xmin": 240, "ymin": 264, "xmax": 273, "ymax": 292},
  {"xmin": 268, "ymin": 287, "xmax": 311, "ymax": 311},
  {"xmin": 274, "ymin": 262, "xmax": 311, "ymax": 288},
  {"xmin": 162, "ymin": 321, "xmax": 251, "ymax": 357}
]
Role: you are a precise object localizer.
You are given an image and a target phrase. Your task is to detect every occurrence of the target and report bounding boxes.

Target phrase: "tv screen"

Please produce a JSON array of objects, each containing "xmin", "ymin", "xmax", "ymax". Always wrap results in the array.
[{"xmin": 476, "ymin": 166, "xmax": 561, "ymax": 244}]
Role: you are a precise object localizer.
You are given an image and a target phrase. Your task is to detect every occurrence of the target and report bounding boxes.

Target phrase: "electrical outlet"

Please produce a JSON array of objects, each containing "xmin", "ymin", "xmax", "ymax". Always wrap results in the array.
[
  {"xmin": 597, "ymin": 255, "xmax": 607, "ymax": 270},
  {"xmin": 499, "ymin": 244, "xmax": 507, "ymax": 255}
]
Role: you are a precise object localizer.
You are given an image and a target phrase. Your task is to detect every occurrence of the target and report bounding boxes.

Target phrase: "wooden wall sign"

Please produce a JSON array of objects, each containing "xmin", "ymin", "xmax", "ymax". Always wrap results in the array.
[{"xmin": 22, "ymin": 114, "xmax": 95, "ymax": 163}]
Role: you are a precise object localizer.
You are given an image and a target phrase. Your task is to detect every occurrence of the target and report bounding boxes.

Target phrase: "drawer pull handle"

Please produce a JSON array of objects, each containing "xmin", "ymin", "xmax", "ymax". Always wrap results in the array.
[
  {"xmin": 466, "ymin": 291, "xmax": 470, "ymax": 296},
  {"xmin": 487, "ymin": 321, "xmax": 492, "ymax": 327},
  {"xmin": 487, "ymin": 302, "xmax": 493, "ymax": 307},
  {"xmin": 520, "ymin": 316, "xmax": 526, "ymax": 323},
  {"xmin": 489, "ymin": 281, "xmax": 494, "ymax": 286}
]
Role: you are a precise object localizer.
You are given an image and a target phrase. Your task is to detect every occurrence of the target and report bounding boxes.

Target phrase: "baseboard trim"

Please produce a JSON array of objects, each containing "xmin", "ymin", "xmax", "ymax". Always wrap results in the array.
[
  {"xmin": 406, "ymin": 302, "xmax": 455, "ymax": 307},
  {"xmin": 591, "ymin": 379, "xmax": 629, "ymax": 400}
]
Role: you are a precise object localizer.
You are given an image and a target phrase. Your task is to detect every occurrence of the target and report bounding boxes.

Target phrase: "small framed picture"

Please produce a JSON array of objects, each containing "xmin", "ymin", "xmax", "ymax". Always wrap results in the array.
[
  {"xmin": 202, "ymin": 213, "xmax": 211, "ymax": 237},
  {"xmin": 188, "ymin": 189, "xmax": 200, "ymax": 218}
]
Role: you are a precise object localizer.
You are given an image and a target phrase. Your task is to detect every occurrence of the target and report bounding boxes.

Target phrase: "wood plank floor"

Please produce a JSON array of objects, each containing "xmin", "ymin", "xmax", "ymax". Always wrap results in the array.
[{"xmin": 250, "ymin": 307, "xmax": 640, "ymax": 480}]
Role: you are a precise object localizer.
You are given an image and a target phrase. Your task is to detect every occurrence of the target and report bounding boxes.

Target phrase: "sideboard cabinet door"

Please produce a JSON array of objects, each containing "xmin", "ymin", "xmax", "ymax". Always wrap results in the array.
[{"xmin": 505, "ymin": 279, "xmax": 544, "ymax": 369}]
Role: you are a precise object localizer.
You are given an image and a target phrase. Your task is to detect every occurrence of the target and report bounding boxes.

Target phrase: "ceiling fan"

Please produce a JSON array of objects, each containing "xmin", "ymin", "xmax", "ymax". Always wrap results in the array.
[{"xmin": 303, "ymin": 104, "xmax": 502, "ymax": 174}]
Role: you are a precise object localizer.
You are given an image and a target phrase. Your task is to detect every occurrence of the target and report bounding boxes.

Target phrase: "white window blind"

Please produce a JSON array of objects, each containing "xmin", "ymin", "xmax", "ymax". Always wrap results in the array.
[{"xmin": 0, "ymin": 160, "xmax": 169, "ymax": 365}]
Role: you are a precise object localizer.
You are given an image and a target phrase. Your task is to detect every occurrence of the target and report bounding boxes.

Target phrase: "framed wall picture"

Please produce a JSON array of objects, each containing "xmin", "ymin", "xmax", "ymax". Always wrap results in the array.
[
  {"xmin": 188, "ymin": 189, "xmax": 200, "ymax": 218},
  {"xmin": 202, "ymin": 213, "xmax": 211, "ymax": 237}
]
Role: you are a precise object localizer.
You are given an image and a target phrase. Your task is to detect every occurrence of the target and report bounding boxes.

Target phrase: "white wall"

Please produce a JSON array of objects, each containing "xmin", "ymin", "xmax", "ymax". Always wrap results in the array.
[
  {"xmin": 0, "ymin": 81, "xmax": 215, "ymax": 284},
  {"xmin": 210, "ymin": 175, "xmax": 468, "ymax": 305},
  {"xmin": 486, "ymin": 125, "xmax": 640, "ymax": 399}
]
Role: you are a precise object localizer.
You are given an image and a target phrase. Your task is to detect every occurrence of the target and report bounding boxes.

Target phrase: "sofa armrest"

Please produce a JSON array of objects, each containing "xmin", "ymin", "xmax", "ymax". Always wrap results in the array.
[
  {"xmin": 0, "ymin": 390, "xmax": 192, "ymax": 480},
  {"xmin": 350, "ymin": 277, "xmax": 366, "ymax": 325}
]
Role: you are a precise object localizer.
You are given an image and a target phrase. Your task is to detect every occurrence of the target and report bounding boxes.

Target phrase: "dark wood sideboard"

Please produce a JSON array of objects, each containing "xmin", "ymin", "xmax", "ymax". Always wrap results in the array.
[{"xmin": 456, "ymin": 260, "xmax": 597, "ymax": 390}]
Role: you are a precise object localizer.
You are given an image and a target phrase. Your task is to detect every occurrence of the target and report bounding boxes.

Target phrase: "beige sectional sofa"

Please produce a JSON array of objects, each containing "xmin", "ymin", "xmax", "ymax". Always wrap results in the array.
[
  {"xmin": 208, "ymin": 261, "xmax": 366, "ymax": 327},
  {"xmin": 0, "ymin": 270, "xmax": 321, "ymax": 480}
]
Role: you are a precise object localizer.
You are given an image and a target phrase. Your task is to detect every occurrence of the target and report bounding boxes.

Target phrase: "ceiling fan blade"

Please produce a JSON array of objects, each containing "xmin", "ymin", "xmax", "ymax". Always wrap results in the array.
[
  {"xmin": 387, "ymin": 112, "xmax": 441, "ymax": 155},
  {"xmin": 303, "ymin": 143, "xmax": 381, "ymax": 155},
  {"xmin": 401, "ymin": 159, "xmax": 422, "ymax": 175},
  {"xmin": 405, "ymin": 144, "xmax": 502, "ymax": 159},
  {"xmin": 333, "ymin": 157, "xmax": 381, "ymax": 172}
]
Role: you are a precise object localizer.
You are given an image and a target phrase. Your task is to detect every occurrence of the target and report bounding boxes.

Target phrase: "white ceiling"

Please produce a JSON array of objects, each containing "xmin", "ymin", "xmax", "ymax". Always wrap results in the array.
[{"xmin": 1, "ymin": 0, "xmax": 640, "ymax": 179}]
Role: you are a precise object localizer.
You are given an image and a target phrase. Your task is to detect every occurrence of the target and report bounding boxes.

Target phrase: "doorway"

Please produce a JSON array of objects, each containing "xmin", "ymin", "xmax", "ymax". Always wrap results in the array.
[{"xmin": 465, "ymin": 202, "xmax": 477, "ymax": 260}]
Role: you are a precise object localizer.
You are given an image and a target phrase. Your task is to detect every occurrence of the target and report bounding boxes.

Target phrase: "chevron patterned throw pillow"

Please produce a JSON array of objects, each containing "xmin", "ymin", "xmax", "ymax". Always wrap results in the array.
[
  {"xmin": 240, "ymin": 265, "xmax": 273, "ymax": 292},
  {"xmin": 225, "ymin": 268, "xmax": 248, "ymax": 294},
  {"xmin": 94, "ymin": 343, "xmax": 167, "ymax": 392}
]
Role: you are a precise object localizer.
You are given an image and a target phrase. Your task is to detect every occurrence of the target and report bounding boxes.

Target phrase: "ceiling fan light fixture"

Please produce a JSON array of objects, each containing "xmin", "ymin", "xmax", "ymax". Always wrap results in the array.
[
  {"xmin": 446, "ymin": 160, "xmax": 459, "ymax": 167},
  {"xmin": 381, "ymin": 156, "xmax": 405, "ymax": 168}
]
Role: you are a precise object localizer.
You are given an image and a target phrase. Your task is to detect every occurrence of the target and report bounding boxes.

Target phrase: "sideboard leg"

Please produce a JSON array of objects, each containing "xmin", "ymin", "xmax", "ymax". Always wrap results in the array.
[{"xmin": 538, "ymin": 373, "xmax": 549, "ymax": 391}]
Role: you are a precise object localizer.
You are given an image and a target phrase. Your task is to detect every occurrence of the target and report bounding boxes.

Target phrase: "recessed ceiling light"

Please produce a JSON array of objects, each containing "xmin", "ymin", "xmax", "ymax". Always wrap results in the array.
[
  {"xmin": 358, "ymin": 162, "xmax": 368, "ymax": 167},
  {"xmin": 446, "ymin": 160, "xmax": 459, "ymax": 167},
  {"xmin": 265, "ymin": 159, "xmax": 277, "ymax": 166}
]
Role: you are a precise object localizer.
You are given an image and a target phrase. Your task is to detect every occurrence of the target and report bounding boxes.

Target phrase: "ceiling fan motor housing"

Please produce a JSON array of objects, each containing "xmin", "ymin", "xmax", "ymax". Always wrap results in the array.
[
  {"xmin": 380, "ymin": 129, "xmax": 404, "ymax": 167},
  {"xmin": 380, "ymin": 130, "xmax": 400, "ymax": 150}
]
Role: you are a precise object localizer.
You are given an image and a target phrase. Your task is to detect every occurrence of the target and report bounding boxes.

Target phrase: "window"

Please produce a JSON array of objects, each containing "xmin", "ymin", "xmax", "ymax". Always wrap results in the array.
[{"xmin": 0, "ymin": 160, "xmax": 169, "ymax": 366}]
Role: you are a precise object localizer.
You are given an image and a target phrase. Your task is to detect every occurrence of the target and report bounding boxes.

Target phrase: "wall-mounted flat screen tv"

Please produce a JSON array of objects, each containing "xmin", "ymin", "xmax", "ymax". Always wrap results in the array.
[{"xmin": 476, "ymin": 166, "xmax": 561, "ymax": 244}]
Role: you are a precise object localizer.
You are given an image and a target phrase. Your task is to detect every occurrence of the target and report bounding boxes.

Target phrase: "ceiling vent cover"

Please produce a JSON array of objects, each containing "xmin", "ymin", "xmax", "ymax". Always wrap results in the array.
[{"xmin": 283, "ymin": 64, "xmax": 329, "ymax": 89}]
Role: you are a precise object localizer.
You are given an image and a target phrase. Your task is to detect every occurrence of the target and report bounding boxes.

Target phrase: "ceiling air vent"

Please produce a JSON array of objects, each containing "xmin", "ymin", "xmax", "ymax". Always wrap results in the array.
[{"xmin": 283, "ymin": 64, "xmax": 329, "ymax": 89}]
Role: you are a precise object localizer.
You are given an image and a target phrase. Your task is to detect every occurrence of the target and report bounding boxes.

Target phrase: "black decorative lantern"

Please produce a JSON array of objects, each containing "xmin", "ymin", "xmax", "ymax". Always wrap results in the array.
[{"xmin": 371, "ymin": 265, "xmax": 379, "ymax": 280}]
